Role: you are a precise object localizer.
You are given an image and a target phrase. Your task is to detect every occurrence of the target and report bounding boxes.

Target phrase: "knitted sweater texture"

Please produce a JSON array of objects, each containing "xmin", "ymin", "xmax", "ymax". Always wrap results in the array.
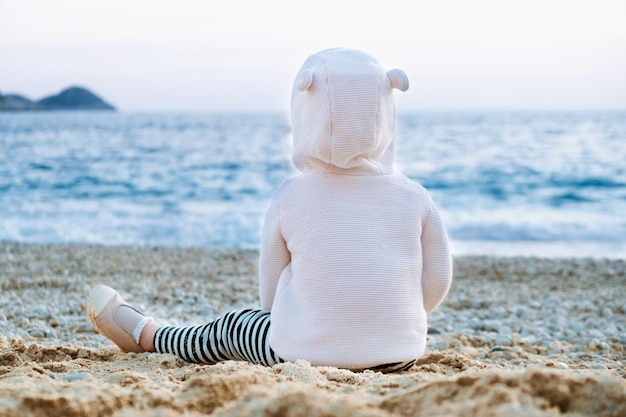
[{"xmin": 259, "ymin": 49, "xmax": 452, "ymax": 368}]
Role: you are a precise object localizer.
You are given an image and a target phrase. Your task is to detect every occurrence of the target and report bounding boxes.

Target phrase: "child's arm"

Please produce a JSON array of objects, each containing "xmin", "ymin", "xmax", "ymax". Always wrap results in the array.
[
  {"xmin": 421, "ymin": 200, "xmax": 453, "ymax": 313},
  {"xmin": 258, "ymin": 195, "xmax": 290, "ymax": 310}
]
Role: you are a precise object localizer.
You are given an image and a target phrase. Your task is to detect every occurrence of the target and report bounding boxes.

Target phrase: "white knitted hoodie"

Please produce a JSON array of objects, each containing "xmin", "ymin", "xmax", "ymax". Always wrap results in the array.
[{"xmin": 259, "ymin": 48, "xmax": 452, "ymax": 368}]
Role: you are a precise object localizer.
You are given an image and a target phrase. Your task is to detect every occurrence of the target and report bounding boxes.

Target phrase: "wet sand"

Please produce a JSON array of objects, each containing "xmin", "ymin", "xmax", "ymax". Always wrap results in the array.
[{"xmin": 0, "ymin": 242, "xmax": 624, "ymax": 416}]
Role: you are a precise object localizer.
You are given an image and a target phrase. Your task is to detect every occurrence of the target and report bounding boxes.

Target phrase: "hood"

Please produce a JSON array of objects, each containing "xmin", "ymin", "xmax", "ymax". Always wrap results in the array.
[{"xmin": 290, "ymin": 48, "xmax": 409, "ymax": 174}]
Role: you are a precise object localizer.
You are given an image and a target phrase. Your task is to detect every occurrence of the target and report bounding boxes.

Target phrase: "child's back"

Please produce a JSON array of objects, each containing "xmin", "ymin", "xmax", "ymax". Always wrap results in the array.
[{"xmin": 259, "ymin": 48, "xmax": 452, "ymax": 369}]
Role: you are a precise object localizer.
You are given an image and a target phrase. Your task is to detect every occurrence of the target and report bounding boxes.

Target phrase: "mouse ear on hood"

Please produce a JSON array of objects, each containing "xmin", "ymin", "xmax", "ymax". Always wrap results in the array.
[
  {"xmin": 296, "ymin": 69, "xmax": 314, "ymax": 91},
  {"xmin": 387, "ymin": 69, "xmax": 409, "ymax": 92}
]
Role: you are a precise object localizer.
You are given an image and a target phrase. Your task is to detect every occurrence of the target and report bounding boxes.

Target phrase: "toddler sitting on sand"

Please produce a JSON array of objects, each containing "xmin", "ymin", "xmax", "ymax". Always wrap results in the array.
[{"xmin": 88, "ymin": 48, "xmax": 453, "ymax": 373}]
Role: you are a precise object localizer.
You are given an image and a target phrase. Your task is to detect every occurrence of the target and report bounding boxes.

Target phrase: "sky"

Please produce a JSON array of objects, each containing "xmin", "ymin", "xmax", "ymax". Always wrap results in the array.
[{"xmin": 1, "ymin": 0, "xmax": 625, "ymax": 112}]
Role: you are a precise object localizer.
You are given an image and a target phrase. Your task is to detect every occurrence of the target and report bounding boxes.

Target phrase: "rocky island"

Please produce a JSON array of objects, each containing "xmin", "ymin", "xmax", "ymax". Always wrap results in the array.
[{"xmin": 0, "ymin": 86, "xmax": 116, "ymax": 111}]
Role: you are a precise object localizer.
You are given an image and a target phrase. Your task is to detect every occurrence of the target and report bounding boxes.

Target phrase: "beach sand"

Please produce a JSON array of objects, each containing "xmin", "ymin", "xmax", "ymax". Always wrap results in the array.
[{"xmin": 0, "ymin": 242, "xmax": 624, "ymax": 416}]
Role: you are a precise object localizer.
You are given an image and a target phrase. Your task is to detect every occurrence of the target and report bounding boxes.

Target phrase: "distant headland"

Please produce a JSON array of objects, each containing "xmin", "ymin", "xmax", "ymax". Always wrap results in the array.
[{"xmin": 0, "ymin": 86, "xmax": 116, "ymax": 111}]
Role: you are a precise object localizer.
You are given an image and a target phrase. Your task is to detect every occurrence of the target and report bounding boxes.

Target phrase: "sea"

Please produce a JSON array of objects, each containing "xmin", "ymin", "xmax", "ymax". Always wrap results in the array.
[{"xmin": 1, "ymin": 110, "xmax": 624, "ymax": 258}]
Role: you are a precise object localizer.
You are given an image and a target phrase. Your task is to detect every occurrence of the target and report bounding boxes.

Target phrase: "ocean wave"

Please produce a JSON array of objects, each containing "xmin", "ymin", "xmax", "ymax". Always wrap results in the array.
[{"xmin": 1, "ymin": 110, "xmax": 625, "ymax": 256}]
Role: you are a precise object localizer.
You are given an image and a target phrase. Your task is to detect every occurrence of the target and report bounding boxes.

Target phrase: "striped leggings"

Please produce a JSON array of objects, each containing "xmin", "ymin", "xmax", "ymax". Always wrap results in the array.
[
  {"xmin": 153, "ymin": 309, "xmax": 282, "ymax": 366},
  {"xmin": 153, "ymin": 309, "xmax": 415, "ymax": 373}
]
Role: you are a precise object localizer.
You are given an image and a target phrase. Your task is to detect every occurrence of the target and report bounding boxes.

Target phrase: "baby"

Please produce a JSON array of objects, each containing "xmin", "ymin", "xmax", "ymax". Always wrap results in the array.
[{"xmin": 88, "ymin": 48, "xmax": 453, "ymax": 373}]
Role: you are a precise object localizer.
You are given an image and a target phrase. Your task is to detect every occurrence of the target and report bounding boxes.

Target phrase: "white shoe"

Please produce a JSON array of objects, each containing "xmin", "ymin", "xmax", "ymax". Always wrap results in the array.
[{"xmin": 87, "ymin": 285, "xmax": 152, "ymax": 353}]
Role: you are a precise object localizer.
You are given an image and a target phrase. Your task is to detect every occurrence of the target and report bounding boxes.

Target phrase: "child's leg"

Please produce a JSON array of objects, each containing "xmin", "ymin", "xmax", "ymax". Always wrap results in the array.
[
  {"xmin": 153, "ymin": 309, "xmax": 283, "ymax": 367},
  {"xmin": 87, "ymin": 285, "xmax": 282, "ymax": 367},
  {"xmin": 364, "ymin": 359, "xmax": 416, "ymax": 373}
]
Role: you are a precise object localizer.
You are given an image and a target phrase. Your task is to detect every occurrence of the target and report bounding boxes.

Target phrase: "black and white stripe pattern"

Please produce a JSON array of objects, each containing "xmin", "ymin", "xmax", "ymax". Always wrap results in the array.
[
  {"xmin": 153, "ymin": 309, "xmax": 283, "ymax": 367},
  {"xmin": 152, "ymin": 308, "xmax": 416, "ymax": 373},
  {"xmin": 363, "ymin": 359, "xmax": 416, "ymax": 373}
]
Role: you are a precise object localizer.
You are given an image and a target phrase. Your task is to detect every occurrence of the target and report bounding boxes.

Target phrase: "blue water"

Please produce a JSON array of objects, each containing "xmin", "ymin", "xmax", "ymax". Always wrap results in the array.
[{"xmin": 1, "ymin": 111, "xmax": 625, "ymax": 258}]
